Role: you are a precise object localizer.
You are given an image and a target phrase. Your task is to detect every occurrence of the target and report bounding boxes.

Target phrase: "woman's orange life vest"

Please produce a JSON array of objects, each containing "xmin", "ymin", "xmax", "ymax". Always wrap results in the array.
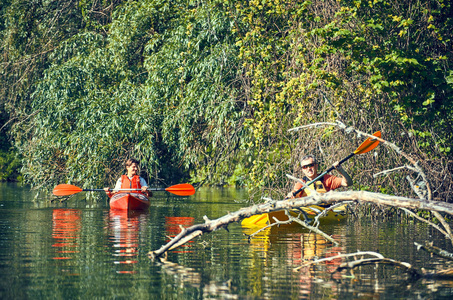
[
  {"xmin": 121, "ymin": 174, "xmax": 141, "ymax": 188},
  {"xmin": 121, "ymin": 175, "xmax": 144, "ymax": 195}
]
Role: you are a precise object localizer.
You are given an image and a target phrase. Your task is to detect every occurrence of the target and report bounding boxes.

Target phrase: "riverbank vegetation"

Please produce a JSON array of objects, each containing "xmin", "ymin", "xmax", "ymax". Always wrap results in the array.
[
  {"xmin": 1, "ymin": 0, "xmax": 452, "ymax": 200},
  {"xmin": 0, "ymin": 111, "xmax": 21, "ymax": 181}
]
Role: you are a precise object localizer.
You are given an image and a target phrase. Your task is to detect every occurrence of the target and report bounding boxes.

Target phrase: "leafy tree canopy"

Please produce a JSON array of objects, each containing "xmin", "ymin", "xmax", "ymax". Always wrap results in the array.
[{"xmin": 1, "ymin": 0, "xmax": 452, "ymax": 199}]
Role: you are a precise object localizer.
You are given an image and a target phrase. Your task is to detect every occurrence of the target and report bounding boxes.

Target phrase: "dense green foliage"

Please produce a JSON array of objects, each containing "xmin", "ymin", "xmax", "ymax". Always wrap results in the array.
[
  {"xmin": 0, "ymin": 110, "xmax": 21, "ymax": 181},
  {"xmin": 1, "ymin": 0, "xmax": 452, "ymax": 199}
]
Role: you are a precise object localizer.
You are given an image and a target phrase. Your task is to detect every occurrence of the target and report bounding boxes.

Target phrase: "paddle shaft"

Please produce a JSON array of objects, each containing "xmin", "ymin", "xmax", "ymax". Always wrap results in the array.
[
  {"xmin": 106, "ymin": 188, "xmax": 172, "ymax": 192},
  {"xmin": 75, "ymin": 188, "xmax": 172, "ymax": 192},
  {"xmin": 292, "ymin": 152, "xmax": 354, "ymax": 197},
  {"xmin": 53, "ymin": 183, "xmax": 195, "ymax": 197}
]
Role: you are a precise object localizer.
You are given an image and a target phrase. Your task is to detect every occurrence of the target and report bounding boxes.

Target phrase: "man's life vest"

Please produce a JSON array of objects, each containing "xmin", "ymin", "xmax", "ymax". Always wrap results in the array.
[
  {"xmin": 298, "ymin": 176, "xmax": 331, "ymax": 208},
  {"xmin": 299, "ymin": 176, "xmax": 327, "ymax": 197}
]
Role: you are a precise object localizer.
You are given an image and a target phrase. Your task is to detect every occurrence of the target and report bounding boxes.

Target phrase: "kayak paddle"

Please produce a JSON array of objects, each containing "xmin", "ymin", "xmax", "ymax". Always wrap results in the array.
[
  {"xmin": 291, "ymin": 131, "xmax": 381, "ymax": 197},
  {"xmin": 53, "ymin": 183, "xmax": 196, "ymax": 197}
]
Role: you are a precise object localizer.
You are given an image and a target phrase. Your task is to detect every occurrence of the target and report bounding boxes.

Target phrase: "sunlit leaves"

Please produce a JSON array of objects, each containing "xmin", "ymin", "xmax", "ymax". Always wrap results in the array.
[{"xmin": 2, "ymin": 0, "xmax": 453, "ymax": 193}]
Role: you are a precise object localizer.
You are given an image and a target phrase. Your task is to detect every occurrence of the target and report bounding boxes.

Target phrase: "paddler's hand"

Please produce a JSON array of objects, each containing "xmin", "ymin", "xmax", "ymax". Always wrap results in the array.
[
  {"xmin": 141, "ymin": 186, "xmax": 148, "ymax": 193},
  {"xmin": 332, "ymin": 161, "xmax": 342, "ymax": 169},
  {"xmin": 104, "ymin": 187, "xmax": 113, "ymax": 197},
  {"xmin": 332, "ymin": 161, "xmax": 353, "ymax": 186}
]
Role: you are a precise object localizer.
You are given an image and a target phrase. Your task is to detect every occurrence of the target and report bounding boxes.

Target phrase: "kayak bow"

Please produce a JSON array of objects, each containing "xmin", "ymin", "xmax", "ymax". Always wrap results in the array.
[{"xmin": 109, "ymin": 193, "xmax": 150, "ymax": 210}]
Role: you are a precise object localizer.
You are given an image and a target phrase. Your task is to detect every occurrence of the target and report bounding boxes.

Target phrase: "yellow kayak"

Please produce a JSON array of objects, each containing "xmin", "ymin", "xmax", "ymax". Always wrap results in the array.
[{"xmin": 241, "ymin": 204, "xmax": 347, "ymax": 228}]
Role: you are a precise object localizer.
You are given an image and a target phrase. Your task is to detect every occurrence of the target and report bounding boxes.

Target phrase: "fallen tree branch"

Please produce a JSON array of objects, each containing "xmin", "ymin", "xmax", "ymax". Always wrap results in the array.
[
  {"xmin": 148, "ymin": 190, "xmax": 453, "ymax": 259},
  {"xmin": 242, "ymin": 209, "xmax": 337, "ymax": 243},
  {"xmin": 294, "ymin": 251, "xmax": 421, "ymax": 278},
  {"xmin": 414, "ymin": 242, "xmax": 453, "ymax": 261},
  {"xmin": 296, "ymin": 250, "xmax": 453, "ymax": 280},
  {"xmin": 244, "ymin": 209, "xmax": 340, "ymax": 245},
  {"xmin": 284, "ymin": 210, "xmax": 339, "ymax": 245},
  {"xmin": 334, "ymin": 257, "xmax": 421, "ymax": 278},
  {"xmin": 244, "ymin": 210, "xmax": 295, "ymax": 240},
  {"xmin": 289, "ymin": 121, "xmax": 432, "ymax": 200},
  {"xmin": 312, "ymin": 201, "xmax": 352, "ymax": 227},
  {"xmin": 432, "ymin": 211, "xmax": 453, "ymax": 240},
  {"xmin": 400, "ymin": 208, "xmax": 452, "ymax": 241},
  {"xmin": 294, "ymin": 251, "xmax": 385, "ymax": 272}
]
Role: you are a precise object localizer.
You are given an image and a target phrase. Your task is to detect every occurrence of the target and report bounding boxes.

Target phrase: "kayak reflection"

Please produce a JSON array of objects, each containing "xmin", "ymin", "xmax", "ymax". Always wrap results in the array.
[
  {"xmin": 242, "ymin": 225, "xmax": 346, "ymax": 297},
  {"xmin": 108, "ymin": 209, "xmax": 148, "ymax": 274},
  {"xmin": 165, "ymin": 216, "xmax": 195, "ymax": 254},
  {"xmin": 52, "ymin": 209, "xmax": 81, "ymax": 260}
]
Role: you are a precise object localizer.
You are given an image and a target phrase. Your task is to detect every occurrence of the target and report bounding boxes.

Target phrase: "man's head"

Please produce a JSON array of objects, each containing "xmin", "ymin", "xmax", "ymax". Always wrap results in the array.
[{"xmin": 300, "ymin": 155, "xmax": 318, "ymax": 180}]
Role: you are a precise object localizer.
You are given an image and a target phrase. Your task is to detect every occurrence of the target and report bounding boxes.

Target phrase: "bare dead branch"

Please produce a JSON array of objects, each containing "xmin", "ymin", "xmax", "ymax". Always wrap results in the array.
[
  {"xmin": 296, "ymin": 249, "xmax": 453, "ymax": 280},
  {"xmin": 288, "ymin": 121, "xmax": 433, "ymax": 200},
  {"xmin": 312, "ymin": 201, "xmax": 353, "ymax": 227},
  {"xmin": 414, "ymin": 242, "xmax": 453, "ymax": 261},
  {"xmin": 148, "ymin": 190, "xmax": 453, "ymax": 259},
  {"xmin": 288, "ymin": 122, "xmax": 338, "ymax": 132},
  {"xmin": 431, "ymin": 211, "xmax": 453, "ymax": 240},
  {"xmin": 374, "ymin": 166, "xmax": 408, "ymax": 177},
  {"xmin": 283, "ymin": 210, "xmax": 339, "ymax": 244},
  {"xmin": 400, "ymin": 208, "xmax": 452, "ymax": 241},
  {"xmin": 294, "ymin": 251, "xmax": 385, "ymax": 271},
  {"xmin": 244, "ymin": 210, "xmax": 295, "ymax": 239},
  {"xmin": 334, "ymin": 257, "xmax": 421, "ymax": 278}
]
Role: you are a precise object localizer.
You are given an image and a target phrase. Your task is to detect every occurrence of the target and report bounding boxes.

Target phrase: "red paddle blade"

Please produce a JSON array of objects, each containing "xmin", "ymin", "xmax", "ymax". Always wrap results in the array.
[
  {"xmin": 354, "ymin": 131, "xmax": 381, "ymax": 155},
  {"xmin": 53, "ymin": 184, "xmax": 83, "ymax": 196},
  {"xmin": 165, "ymin": 183, "xmax": 195, "ymax": 196}
]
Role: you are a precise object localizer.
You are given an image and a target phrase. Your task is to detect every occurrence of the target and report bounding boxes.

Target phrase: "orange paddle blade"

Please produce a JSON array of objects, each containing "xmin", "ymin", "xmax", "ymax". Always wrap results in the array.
[
  {"xmin": 354, "ymin": 131, "xmax": 381, "ymax": 155},
  {"xmin": 53, "ymin": 184, "xmax": 83, "ymax": 196},
  {"xmin": 165, "ymin": 183, "xmax": 195, "ymax": 196}
]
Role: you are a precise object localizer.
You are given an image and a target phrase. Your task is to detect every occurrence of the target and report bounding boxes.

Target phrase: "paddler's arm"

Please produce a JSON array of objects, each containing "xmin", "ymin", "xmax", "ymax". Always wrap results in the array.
[
  {"xmin": 104, "ymin": 178, "xmax": 122, "ymax": 196},
  {"xmin": 140, "ymin": 177, "xmax": 152, "ymax": 197},
  {"xmin": 332, "ymin": 161, "xmax": 353, "ymax": 187},
  {"xmin": 286, "ymin": 182, "xmax": 304, "ymax": 199},
  {"xmin": 286, "ymin": 190, "xmax": 295, "ymax": 199}
]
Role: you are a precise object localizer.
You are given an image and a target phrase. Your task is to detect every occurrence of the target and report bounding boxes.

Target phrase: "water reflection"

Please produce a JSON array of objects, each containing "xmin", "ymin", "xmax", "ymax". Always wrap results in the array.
[
  {"xmin": 158, "ymin": 257, "xmax": 239, "ymax": 299},
  {"xmin": 165, "ymin": 216, "xmax": 195, "ymax": 253},
  {"xmin": 52, "ymin": 209, "xmax": 81, "ymax": 260},
  {"xmin": 2, "ymin": 183, "xmax": 453, "ymax": 299},
  {"xmin": 243, "ymin": 225, "xmax": 347, "ymax": 298},
  {"xmin": 107, "ymin": 209, "xmax": 148, "ymax": 274}
]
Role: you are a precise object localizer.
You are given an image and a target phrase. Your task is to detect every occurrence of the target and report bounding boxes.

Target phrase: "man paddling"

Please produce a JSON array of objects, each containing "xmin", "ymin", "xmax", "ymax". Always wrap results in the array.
[
  {"xmin": 287, "ymin": 155, "xmax": 353, "ymax": 199},
  {"xmin": 104, "ymin": 158, "xmax": 151, "ymax": 197}
]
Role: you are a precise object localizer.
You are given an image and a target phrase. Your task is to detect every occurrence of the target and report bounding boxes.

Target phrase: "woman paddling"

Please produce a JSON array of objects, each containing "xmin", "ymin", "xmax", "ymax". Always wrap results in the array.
[{"xmin": 104, "ymin": 158, "xmax": 151, "ymax": 197}]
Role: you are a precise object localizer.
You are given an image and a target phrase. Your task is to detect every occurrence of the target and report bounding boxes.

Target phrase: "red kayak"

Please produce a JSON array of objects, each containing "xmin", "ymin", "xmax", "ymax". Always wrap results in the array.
[{"xmin": 109, "ymin": 193, "xmax": 150, "ymax": 210}]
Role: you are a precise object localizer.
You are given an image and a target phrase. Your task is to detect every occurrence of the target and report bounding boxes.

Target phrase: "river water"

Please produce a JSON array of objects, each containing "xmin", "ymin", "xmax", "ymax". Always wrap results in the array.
[{"xmin": 1, "ymin": 182, "xmax": 452, "ymax": 299}]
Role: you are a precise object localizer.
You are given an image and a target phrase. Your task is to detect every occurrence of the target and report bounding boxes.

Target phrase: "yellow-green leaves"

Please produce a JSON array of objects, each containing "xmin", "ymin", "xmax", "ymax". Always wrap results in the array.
[{"xmin": 2, "ymin": 0, "xmax": 453, "ymax": 193}]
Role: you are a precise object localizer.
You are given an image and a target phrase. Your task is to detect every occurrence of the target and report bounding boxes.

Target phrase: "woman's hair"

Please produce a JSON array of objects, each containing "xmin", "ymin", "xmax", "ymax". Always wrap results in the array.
[
  {"xmin": 300, "ymin": 155, "xmax": 317, "ymax": 165},
  {"xmin": 125, "ymin": 158, "xmax": 140, "ymax": 168}
]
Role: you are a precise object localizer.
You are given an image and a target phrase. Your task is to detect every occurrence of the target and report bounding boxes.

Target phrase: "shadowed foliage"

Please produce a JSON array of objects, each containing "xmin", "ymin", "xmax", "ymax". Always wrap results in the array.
[{"xmin": 0, "ymin": 0, "xmax": 451, "ymax": 200}]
